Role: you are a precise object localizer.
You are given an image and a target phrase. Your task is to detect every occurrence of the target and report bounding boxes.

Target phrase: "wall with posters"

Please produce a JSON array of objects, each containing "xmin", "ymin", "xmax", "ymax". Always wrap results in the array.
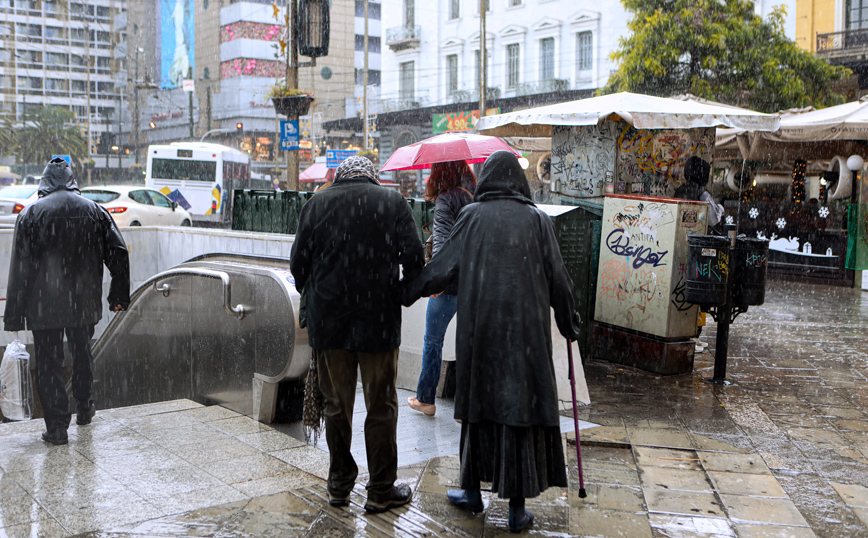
[{"xmin": 161, "ymin": 0, "xmax": 195, "ymax": 89}]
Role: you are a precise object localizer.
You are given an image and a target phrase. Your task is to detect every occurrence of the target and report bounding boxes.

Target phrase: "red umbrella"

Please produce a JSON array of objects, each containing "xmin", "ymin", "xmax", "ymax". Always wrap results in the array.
[{"xmin": 380, "ymin": 132, "xmax": 521, "ymax": 171}]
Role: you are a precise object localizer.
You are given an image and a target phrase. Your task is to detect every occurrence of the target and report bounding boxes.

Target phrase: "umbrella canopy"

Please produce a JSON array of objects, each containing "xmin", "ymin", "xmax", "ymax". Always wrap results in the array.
[
  {"xmin": 380, "ymin": 132, "xmax": 521, "ymax": 171},
  {"xmin": 716, "ymin": 98, "xmax": 868, "ymax": 162},
  {"xmin": 476, "ymin": 92, "xmax": 780, "ymax": 137},
  {"xmin": 299, "ymin": 162, "xmax": 334, "ymax": 183}
]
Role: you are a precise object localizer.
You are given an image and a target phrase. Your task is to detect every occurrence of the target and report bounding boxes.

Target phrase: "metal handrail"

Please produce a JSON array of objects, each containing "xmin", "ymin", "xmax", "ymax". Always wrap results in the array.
[{"xmin": 150, "ymin": 268, "xmax": 247, "ymax": 319}]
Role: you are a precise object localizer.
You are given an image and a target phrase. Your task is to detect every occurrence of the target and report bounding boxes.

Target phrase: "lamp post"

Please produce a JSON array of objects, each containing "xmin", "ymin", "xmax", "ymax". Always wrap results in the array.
[{"xmin": 133, "ymin": 47, "xmax": 144, "ymax": 164}]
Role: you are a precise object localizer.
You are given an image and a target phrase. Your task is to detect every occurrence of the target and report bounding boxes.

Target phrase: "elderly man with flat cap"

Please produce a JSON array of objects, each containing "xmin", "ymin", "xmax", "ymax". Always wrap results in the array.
[{"xmin": 290, "ymin": 156, "xmax": 424, "ymax": 513}]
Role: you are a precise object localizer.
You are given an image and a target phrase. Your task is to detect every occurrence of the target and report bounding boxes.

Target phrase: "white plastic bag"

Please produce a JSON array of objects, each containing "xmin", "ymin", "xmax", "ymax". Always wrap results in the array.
[{"xmin": 0, "ymin": 336, "xmax": 33, "ymax": 421}]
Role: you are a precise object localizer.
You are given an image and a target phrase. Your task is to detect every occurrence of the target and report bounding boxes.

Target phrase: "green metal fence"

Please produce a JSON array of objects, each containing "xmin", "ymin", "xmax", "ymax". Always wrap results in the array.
[{"xmin": 232, "ymin": 189, "xmax": 434, "ymax": 241}]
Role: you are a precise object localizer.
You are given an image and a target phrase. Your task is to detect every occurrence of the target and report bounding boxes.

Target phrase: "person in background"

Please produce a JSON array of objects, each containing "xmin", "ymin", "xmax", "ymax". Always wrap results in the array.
[
  {"xmin": 3, "ymin": 157, "xmax": 130, "ymax": 445},
  {"xmin": 289, "ymin": 156, "xmax": 425, "ymax": 513},
  {"xmin": 407, "ymin": 160, "xmax": 476, "ymax": 417},
  {"xmin": 674, "ymin": 156, "xmax": 725, "ymax": 233},
  {"xmin": 404, "ymin": 151, "xmax": 581, "ymax": 534}
]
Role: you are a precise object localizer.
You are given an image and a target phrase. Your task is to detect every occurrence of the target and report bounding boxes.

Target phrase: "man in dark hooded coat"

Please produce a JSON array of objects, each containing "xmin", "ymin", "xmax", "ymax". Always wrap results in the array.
[
  {"xmin": 289, "ymin": 156, "xmax": 424, "ymax": 513},
  {"xmin": 404, "ymin": 150, "xmax": 581, "ymax": 533},
  {"xmin": 3, "ymin": 158, "xmax": 130, "ymax": 445}
]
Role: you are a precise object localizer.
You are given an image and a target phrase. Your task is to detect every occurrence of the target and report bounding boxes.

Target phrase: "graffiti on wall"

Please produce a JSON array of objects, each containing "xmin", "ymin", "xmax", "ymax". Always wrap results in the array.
[
  {"xmin": 550, "ymin": 121, "xmax": 617, "ymax": 198},
  {"xmin": 616, "ymin": 124, "xmax": 715, "ymax": 197},
  {"xmin": 597, "ymin": 202, "xmax": 678, "ymax": 326},
  {"xmin": 551, "ymin": 120, "xmax": 715, "ymax": 200}
]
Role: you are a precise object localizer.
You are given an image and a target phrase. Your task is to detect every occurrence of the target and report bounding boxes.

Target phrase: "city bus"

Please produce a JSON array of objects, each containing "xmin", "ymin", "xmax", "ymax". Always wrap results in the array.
[{"xmin": 145, "ymin": 142, "xmax": 271, "ymax": 225}]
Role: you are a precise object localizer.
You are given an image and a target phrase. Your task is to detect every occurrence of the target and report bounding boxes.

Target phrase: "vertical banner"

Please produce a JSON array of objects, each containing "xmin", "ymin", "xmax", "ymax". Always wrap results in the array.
[{"xmin": 161, "ymin": 0, "xmax": 195, "ymax": 89}]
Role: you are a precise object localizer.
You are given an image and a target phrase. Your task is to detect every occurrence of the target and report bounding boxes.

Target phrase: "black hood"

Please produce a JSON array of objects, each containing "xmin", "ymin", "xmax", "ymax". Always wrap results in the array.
[
  {"xmin": 475, "ymin": 150, "xmax": 533, "ymax": 204},
  {"xmin": 38, "ymin": 157, "xmax": 79, "ymax": 197}
]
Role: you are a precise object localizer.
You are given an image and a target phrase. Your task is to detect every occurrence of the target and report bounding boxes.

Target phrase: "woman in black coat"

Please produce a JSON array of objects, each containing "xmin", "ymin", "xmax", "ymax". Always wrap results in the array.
[{"xmin": 405, "ymin": 150, "xmax": 581, "ymax": 533}]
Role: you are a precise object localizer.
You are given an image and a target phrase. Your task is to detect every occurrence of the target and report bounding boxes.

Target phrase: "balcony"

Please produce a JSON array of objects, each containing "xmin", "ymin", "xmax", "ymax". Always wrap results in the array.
[
  {"xmin": 515, "ymin": 78, "xmax": 569, "ymax": 96},
  {"xmin": 379, "ymin": 90, "xmax": 430, "ymax": 112},
  {"xmin": 817, "ymin": 29, "xmax": 868, "ymax": 61},
  {"xmin": 386, "ymin": 25, "xmax": 421, "ymax": 52},
  {"xmin": 450, "ymin": 87, "xmax": 501, "ymax": 104}
]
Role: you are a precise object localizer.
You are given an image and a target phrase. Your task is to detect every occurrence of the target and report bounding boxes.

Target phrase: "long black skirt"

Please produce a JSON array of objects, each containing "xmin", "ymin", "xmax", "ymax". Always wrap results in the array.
[{"xmin": 458, "ymin": 421, "xmax": 567, "ymax": 499}]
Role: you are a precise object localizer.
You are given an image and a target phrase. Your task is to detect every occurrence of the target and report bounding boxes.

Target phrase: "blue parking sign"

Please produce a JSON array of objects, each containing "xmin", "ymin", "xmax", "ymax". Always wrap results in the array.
[{"xmin": 280, "ymin": 120, "xmax": 299, "ymax": 150}]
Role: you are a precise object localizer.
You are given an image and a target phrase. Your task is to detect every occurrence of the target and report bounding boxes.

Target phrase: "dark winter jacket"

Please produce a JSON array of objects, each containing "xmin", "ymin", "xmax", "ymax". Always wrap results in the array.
[
  {"xmin": 404, "ymin": 150, "xmax": 581, "ymax": 427},
  {"xmin": 3, "ymin": 158, "xmax": 130, "ymax": 332},
  {"xmin": 289, "ymin": 176, "xmax": 425, "ymax": 353},
  {"xmin": 431, "ymin": 173, "xmax": 475, "ymax": 295}
]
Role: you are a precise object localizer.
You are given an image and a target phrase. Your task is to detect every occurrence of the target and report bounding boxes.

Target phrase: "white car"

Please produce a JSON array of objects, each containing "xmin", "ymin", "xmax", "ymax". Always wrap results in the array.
[
  {"xmin": 0, "ymin": 185, "xmax": 40, "ymax": 226},
  {"xmin": 81, "ymin": 186, "xmax": 193, "ymax": 227}
]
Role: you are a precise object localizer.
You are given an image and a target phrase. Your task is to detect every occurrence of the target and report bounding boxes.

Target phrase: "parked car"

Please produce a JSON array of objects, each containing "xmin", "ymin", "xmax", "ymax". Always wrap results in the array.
[
  {"xmin": 81, "ymin": 186, "xmax": 193, "ymax": 227},
  {"xmin": 0, "ymin": 185, "xmax": 40, "ymax": 226}
]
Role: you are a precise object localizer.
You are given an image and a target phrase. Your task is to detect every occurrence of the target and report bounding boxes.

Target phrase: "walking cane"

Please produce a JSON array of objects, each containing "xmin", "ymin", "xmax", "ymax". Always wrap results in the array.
[{"xmin": 566, "ymin": 339, "xmax": 587, "ymax": 498}]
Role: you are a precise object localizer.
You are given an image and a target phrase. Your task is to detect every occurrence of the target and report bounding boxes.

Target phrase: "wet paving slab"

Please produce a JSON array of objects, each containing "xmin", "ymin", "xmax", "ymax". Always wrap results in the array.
[{"xmin": 2, "ymin": 279, "xmax": 868, "ymax": 536}]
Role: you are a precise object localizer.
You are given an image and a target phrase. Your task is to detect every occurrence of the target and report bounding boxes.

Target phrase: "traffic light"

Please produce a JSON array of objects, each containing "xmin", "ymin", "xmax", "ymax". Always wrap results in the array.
[{"xmin": 236, "ymin": 122, "xmax": 243, "ymax": 132}]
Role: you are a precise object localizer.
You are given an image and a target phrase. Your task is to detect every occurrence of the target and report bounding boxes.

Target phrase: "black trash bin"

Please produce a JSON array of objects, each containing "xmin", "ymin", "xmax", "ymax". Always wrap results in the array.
[
  {"xmin": 732, "ymin": 237, "xmax": 769, "ymax": 308},
  {"xmin": 686, "ymin": 235, "xmax": 731, "ymax": 306}
]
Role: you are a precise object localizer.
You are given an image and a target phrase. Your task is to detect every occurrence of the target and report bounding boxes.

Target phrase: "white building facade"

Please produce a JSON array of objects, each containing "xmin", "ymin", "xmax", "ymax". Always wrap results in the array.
[{"xmin": 379, "ymin": 0, "xmax": 629, "ymax": 111}]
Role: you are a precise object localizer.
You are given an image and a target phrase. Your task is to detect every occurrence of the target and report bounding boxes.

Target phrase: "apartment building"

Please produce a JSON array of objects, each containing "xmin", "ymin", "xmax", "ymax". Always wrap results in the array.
[
  {"xmin": 798, "ymin": 0, "xmax": 868, "ymax": 94},
  {"xmin": 126, "ymin": 0, "xmax": 364, "ymax": 171},
  {"xmin": 0, "ymin": 0, "xmax": 128, "ymax": 170}
]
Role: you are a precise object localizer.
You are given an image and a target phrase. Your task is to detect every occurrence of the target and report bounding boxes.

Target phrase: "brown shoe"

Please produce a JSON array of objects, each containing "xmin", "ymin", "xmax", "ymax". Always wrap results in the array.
[{"xmin": 407, "ymin": 397, "xmax": 436, "ymax": 416}]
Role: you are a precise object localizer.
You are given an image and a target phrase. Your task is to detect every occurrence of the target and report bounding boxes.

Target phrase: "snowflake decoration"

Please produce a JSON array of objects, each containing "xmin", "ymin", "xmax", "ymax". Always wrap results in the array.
[
  {"xmin": 818, "ymin": 206, "xmax": 830, "ymax": 218},
  {"xmin": 749, "ymin": 207, "xmax": 759, "ymax": 219},
  {"xmin": 725, "ymin": 215, "xmax": 735, "ymax": 225},
  {"xmin": 776, "ymin": 217, "xmax": 787, "ymax": 230}
]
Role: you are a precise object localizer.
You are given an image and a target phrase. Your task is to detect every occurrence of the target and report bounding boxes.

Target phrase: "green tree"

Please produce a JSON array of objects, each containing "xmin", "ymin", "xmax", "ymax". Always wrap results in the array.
[
  {"xmin": 604, "ymin": 0, "xmax": 851, "ymax": 113},
  {"xmin": 0, "ymin": 115, "xmax": 15, "ymax": 158},
  {"xmin": 16, "ymin": 106, "xmax": 87, "ymax": 168}
]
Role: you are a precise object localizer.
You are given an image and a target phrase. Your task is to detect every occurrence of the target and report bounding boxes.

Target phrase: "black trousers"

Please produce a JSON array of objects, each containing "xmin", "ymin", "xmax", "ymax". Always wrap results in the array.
[
  {"xmin": 31, "ymin": 325, "xmax": 95, "ymax": 432},
  {"xmin": 317, "ymin": 348, "xmax": 399, "ymax": 504}
]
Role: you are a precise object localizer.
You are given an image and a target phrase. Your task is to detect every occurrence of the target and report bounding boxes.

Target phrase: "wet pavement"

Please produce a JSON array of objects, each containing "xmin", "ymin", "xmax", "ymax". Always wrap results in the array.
[{"xmin": 1, "ymin": 279, "xmax": 868, "ymax": 537}]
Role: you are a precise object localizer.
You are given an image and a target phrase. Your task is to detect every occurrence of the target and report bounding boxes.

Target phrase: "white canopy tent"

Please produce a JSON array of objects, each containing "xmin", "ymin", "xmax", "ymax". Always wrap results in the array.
[
  {"xmin": 476, "ymin": 92, "xmax": 780, "ymax": 136},
  {"xmin": 715, "ymin": 98, "xmax": 868, "ymax": 198}
]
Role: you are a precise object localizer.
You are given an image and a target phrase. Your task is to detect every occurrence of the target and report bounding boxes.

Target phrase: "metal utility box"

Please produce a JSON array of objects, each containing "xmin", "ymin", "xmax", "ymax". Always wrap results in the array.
[
  {"xmin": 594, "ymin": 194, "xmax": 708, "ymax": 339},
  {"xmin": 537, "ymin": 203, "xmax": 603, "ymax": 360}
]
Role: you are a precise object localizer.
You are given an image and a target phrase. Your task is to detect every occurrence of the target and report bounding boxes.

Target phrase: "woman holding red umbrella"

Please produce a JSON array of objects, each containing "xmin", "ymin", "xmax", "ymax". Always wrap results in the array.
[{"xmin": 407, "ymin": 160, "xmax": 476, "ymax": 417}]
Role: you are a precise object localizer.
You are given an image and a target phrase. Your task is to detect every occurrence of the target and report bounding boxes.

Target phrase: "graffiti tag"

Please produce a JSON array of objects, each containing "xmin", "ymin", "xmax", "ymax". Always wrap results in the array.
[{"xmin": 606, "ymin": 229, "xmax": 668, "ymax": 269}]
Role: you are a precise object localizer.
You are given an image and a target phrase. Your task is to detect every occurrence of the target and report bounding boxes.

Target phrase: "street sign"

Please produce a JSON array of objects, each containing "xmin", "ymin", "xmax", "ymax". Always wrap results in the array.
[
  {"xmin": 280, "ymin": 120, "xmax": 300, "ymax": 151},
  {"xmin": 326, "ymin": 150, "xmax": 357, "ymax": 168},
  {"xmin": 52, "ymin": 155, "xmax": 71, "ymax": 165},
  {"xmin": 182, "ymin": 79, "xmax": 195, "ymax": 92}
]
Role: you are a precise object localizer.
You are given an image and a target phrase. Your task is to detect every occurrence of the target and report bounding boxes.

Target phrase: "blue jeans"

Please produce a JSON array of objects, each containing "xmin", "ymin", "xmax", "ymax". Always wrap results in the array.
[{"xmin": 416, "ymin": 294, "xmax": 458, "ymax": 404}]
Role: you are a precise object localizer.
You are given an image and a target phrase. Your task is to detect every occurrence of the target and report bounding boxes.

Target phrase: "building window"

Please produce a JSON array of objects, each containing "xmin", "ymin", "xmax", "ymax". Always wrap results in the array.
[
  {"xmin": 355, "ymin": 35, "xmax": 381, "ymax": 53},
  {"xmin": 447, "ymin": 54, "xmax": 458, "ymax": 93},
  {"xmin": 507, "ymin": 43, "xmax": 520, "ymax": 88},
  {"xmin": 355, "ymin": 68, "xmax": 382, "ymax": 85},
  {"xmin": 475, "ymin": 49, "xmax": 488, "ymax": 86},
  {"xmin": 848, "ymin": 0, "xmax": 868, "ymax": 29},
  {"xmin": 540, "ymin": 37, "xmax": 554, "ymax": 81},
  {"xmin": 400, "ymin": 61, "xmax": 415, "ymax": 100},
  {"xmin": 577, "ymin": 31, "xmax": 592, "ymax": 72},
  {"xmin": 355, "ymin": 1, "xmax": 381, "ymax": 20},
  {"xmin": 509, "ymin": 0, "xmax": 522, "ymax": 5},
  {"xmin": 450, "ymin": 0, "xmax": 459, "ymax": 19},
  {"xmin": 404, "ymin": 0, "xmax": 414, "ymax": 26}
]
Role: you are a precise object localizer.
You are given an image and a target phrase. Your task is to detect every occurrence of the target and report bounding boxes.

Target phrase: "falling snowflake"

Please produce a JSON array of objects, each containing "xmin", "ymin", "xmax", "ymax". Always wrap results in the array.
[
  {"xmin": 749, "ymin": 207, "xmax": 759, "ymax": 219},
  {"xmin": 776, "ymin": 217, "xmax": 787, "ymax": 229},
  {"xmin": 725, "ymin": 215, "xmax": 734, "ymax": 225},
  {"xmin": 818, "ymin": 206, "xmax": 830, "ymax": 218}
]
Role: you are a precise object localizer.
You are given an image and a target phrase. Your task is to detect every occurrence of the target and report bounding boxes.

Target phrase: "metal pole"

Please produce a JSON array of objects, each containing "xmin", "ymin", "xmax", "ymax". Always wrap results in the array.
[
  {"xmin": 188, "ymin": 68, "xmax": 194, "ymax": 139},
  {"xmin": 479, "ymin": 1, "xmax": 486, "ymax": 117},
  {"xmin": 363, "ymin": 0, "xmax": 369, "ymax": 151},
  {"xmin": 117, "ymin": 93, "xmax": 122, "ymax": 170},
  {"xmin": 85, "ymin": 23, "xmax": 92, "ymax": 184},
  {"xmin": 134, "ymin": 48, "xmax": 140, "ymax": 165},
  {"xmin": 285, "ymin": 0, "xmax": 300, "ymax": 192},
  {"xmin": 712, "ymin": 226, "xmax": 738, "ymax": 382}
]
